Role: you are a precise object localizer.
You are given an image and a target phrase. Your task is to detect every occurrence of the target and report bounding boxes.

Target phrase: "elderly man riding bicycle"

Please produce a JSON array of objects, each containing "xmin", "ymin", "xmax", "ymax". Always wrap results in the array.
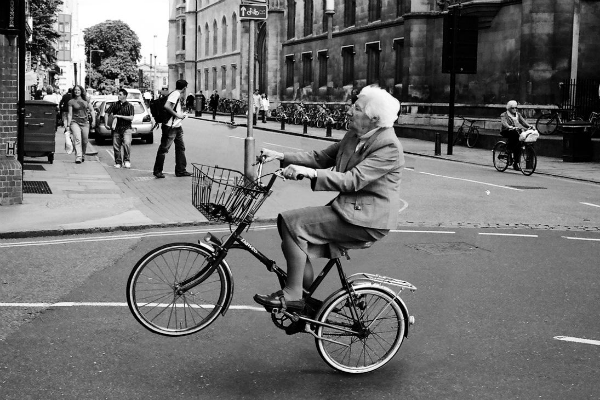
[{"xmin": 254, "ymin": 85, "xmax": 405, "ymax": 311}]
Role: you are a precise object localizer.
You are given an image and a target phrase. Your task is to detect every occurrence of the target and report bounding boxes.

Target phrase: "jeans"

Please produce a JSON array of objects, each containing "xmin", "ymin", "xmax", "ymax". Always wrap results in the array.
[
  {"xmin": 113, "ymin": 129, "xmax": 132, "ymax": 165},
  {"xmin": 153, "ymin": 125, "xmax": 187, "ymax": 175},
  {"xmin": 70, "ymin": 122, "xmax": 89, "ymax": 162}
]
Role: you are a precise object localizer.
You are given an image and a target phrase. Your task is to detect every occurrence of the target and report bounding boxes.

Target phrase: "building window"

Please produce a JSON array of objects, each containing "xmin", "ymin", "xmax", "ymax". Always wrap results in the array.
[
  {"xmin": 64, "ymin": 22, "xmax": 70, "ymax": 32},
  {"xmin": 204, "ymin": 69, "xmax": 209, "ymax": 90},
  {"xmin": 344, "ymin": 0, "xmax": 355, "ymax": 27},
  {"xmin": 322, "ymin": 1, "xmax": 328, "ymax": 33},
  {"xmin": 205, "ymin": 24, "xmax": 210, "ymax": 56},
  {"xmin": 397, "ymin": 0, "xmax": 404, "ymax": 17},
  {"xmin": 212, "ymin": 67, "xmax": 217, "ymax": 90},
  {"xmin": 341, "ymin": 46, "xmax": 354, "ymax": 86},
  {"xmin": 197, "ymin": 26, "xmax": 202, "ymax": 57},
  {"xmin": 368, "ymin": 0, "xmax": 381, "ymax": 22},
  {"xmin": 287, "ymin": 0, "xmax": 296, "ymax": 39},
  {"xmin": 178, "ymin": 19, "xmax": 186, "ymax": 51},
  {"xmin": 318, "ymin": 51, "xmax": 328, "ymax": 87},
  {"xmin": 301, "ymin": 52, "xmax": 312, "ymax": 87},
  {"xmin": 285, "ymin": 55, "xmax": 295, "ymax": 88},
  {"xmin": 163, "ymin": 77, "xmax": 167, "ymax": 85},
  {"xmin": 394, "ymin": 38, "xmax": 404, "ymax": 84},
  {"xmin": 222, "ymin": 17, "xmax": 227, "ymax": 53},
  {"xmin": 232, "ymin": 13, "xmax": 238, "ymax": 50},
  {"xmin": 366, "ymin": 42, "xmax": 380, "ymax": 85},
  {"xmin": 231, "ymin": 64, "xmax": 237, "ymax": 89},
  {"xmin": 304, "ymin": 0, "xmax": 313, "ymax": 36},
  {"xmin": 58, "ymin": 23, "xmax": 64, "ymax": 32},
  {"xmin": 64, "ymin": 40, "xmax": 70, "ymax": 51},
  {"xmin": 221, "ymin": 66, "xmax": 227, "ymax": 90},
  {"xmin": 213, "ymin": 20, "xmax": 218, "ymax": 55}
]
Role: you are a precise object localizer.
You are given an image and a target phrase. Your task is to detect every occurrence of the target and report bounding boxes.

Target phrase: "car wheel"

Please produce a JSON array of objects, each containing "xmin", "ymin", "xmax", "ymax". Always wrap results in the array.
[
  {"xmin": 95, "ymin": 136, "xmax": 104, "ymax": 145},
  {"xmin": 144, "ymin": 133, "xmax": 154, "ymax": 144}
]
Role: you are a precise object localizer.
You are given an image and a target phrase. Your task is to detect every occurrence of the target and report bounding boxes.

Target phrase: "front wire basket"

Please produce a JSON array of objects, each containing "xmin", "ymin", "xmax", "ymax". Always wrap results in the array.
[{"xmin": 192, "ymin": 163, "xmax": 272, "ymax": 224}]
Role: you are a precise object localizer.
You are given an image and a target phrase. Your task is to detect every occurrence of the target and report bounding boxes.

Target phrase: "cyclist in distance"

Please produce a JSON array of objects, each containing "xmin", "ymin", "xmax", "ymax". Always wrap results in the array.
[
  {"xmin": 500, "ymin": 100, "xmax": 532, "ymax": 170},
  {"xmin": 254, "ymin": 86, "xmax": 405, "ymax": 311}
]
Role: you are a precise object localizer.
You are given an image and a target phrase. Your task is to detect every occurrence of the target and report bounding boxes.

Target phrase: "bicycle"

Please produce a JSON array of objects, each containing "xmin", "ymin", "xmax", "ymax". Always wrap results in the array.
[
  {"xmin": 587, "ymin": 111, "xmax": 600, "ymax": 138},
  {"xmin": 453, "ymin": 116, "xmax": 480, "ymax": 148},
  {"xmin": 492, "ymin": 131, "xmax": 538, "ymax": 176},
  {"xmin": 126, "ymin": 157, "xmax": 417, "ymax": 374},
  {"xmin": 535, "ymin": 107, "xmax": 583, "ymax": 135}
]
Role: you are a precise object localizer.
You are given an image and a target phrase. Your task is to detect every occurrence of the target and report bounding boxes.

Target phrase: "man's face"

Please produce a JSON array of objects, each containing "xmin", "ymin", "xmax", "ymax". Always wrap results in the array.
[
  {"xmin": 347, "ymin": 97, "xmax": 376, "ymax": 135},
  {"xmin": 118, "ymin": 91, "xmax": 126, "ymax": 101}
]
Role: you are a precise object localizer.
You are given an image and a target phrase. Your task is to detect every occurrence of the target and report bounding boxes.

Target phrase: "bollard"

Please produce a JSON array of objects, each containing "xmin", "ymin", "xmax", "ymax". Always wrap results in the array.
[
  {"xmin": 303, "ymin": 119, "xmax": 308, "ymax": 134},
  {"xmin": 253, "ymin": 113, "xmax": 257, "ymax": 126},
  {"xmin": 435, "ymin": 132, "xmax": 441, "ymax": 155},
  {"xmin": 326, "ymin": 120, "xmax": 332, "ymax": 137},
  {"xmin": 231, "ymin": 109, "xmax": 235, "ymax": 124},
  {"xmin": 281, "ymin": 115, "xmax": 286, "ymax": 130}
]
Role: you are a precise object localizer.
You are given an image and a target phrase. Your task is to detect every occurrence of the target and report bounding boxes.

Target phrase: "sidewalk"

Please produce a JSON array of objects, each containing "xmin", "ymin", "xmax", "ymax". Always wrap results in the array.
[{"xmin": 1, "ymin": 114, "xmax": 598, "ymax": 238}]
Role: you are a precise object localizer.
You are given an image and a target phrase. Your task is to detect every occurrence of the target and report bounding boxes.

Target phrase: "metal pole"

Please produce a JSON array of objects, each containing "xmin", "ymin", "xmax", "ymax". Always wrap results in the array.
[
  {"xmin": 17, "ymin": 0, "xmax": 26, "ymax": 168},
  {"xmin": 245, "ymin": 19, "xmax": 256, "ymax": 180},
  {"xmin": 447, "ymin": 6, "xmax": 459, "ymax": 155}
]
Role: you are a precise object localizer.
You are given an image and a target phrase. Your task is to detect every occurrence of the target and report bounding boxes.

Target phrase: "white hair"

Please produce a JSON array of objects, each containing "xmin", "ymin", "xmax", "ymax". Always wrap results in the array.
[
  {"xmin": 506, "ymin": 100, "xmax": 518, "ymax": 110},
  {"xmin": 359, "ymin": 85, "xmax": 400, "ymax": 128}
]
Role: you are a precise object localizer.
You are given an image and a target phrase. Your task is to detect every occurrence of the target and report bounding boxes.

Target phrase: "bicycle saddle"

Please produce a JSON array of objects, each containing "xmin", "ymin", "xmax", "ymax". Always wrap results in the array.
[{"xmin": 336, "ymin": 241, "xmax": 373, "ymax": 250}]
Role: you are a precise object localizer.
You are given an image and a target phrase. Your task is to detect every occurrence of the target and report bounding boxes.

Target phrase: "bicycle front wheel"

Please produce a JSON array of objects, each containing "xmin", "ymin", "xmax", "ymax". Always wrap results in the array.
[
  {"xmin": 536, "ymin": 113, "xmax": 558, "ymax": 135},
  {"xmin": 466, "ymin": 127, "xmax": 479, "ymax": 148},
  {"xmin": 519, "ymin": 145, "xmax": 537, "ymax": 176},
  {"xmin": 126, "ymin": 243, "xmax": 229, "ymax": 337},
  {"xmin": 493, "ymin": 141, "xmax": 510, "ymax": 172},
  {"xmin": 315, "ymin": 287, "xmax": 406, "ymax": 374}
]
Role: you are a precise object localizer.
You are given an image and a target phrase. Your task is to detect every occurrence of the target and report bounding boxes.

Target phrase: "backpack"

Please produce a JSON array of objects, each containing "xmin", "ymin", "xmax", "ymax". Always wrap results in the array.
[{"xmin": 150, "ymin": 92, "xmax": 180, "ymax": 125}]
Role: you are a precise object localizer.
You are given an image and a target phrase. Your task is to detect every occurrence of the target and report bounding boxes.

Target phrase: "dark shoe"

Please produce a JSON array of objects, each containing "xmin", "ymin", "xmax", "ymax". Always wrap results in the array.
[
  {"xmin": 513, "ymin": 163, "xmax": 520, "ymax": 171},
  {"xmin": 75, "ymin": 160, "xmax": 81, "ymax": 164},
  {"xmin": 154, "ymin": 172, "xmax": 165, "ymax": 179},
  {"xmin": 175, "ymin": 171, "xmax": 192, "ymax": 177},
  {"xmin": 254, "ymin": 290, "xmax": 305, "ymax": 311}
]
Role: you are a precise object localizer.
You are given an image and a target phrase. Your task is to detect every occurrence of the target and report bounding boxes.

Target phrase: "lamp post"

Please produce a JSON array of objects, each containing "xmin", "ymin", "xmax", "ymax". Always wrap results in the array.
[
  {"xmin": 325, "ymin": 0, "xmax": 335, "ymax": 40},
  {"xmin": 88, "ymin": 49, "xmax": 104, "ymax": 88}
]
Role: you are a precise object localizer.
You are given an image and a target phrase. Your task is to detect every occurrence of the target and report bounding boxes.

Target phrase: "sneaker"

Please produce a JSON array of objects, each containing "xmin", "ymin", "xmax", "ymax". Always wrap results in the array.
[
  {"xmin": 154, "ymin": 172, "xmax": 165, "ymax": 179},
  {"xmin": 124, "ymin": 161, "xmax": 131, "ymax": 168},
  {"xmin": 114, "ymin": 164, "xmax": 122, "ymax": 168}
]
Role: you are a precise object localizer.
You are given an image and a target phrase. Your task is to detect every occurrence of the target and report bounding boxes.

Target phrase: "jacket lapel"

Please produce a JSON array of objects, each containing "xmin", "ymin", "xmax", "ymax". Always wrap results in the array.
[
  {"xmin": 345, "ymin": 128, "xmax": 384, "ymax": 170},
  {"xmin": 338, "ymin": 134, "xmax": 360, "ymax": 172}
]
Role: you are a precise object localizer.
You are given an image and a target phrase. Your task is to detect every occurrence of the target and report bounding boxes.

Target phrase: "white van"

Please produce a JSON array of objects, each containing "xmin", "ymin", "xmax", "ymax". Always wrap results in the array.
[{"xmin": 123, "ymin": 88, "xmax": 143, "ymax": 101}]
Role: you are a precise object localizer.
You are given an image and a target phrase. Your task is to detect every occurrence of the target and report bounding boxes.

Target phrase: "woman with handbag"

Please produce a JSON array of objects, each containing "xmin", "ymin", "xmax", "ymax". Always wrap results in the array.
[{"xmin": 67, "ymin": 85, "xmax": 95, "ymax": 164}]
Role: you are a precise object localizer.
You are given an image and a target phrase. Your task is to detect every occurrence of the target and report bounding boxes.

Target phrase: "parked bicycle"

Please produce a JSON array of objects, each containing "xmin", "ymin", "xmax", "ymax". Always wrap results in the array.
[
  {"xmin": 492, "ymin": 130, "xmax": 538, "ymax": 176},
  {"xmin": 535, "ymin": 107, "xmax": 583, "ymax": 135},
  {"xmin": 453, "ymin": 116, "xmax": 480, "ymax": 148},
  {"xmin": 126, "ymin": 157, "xmax": 416, "ymax": 374},
  {"xmin": 587, "ymin": 111, "xmax": 600, "ymax": 138}
]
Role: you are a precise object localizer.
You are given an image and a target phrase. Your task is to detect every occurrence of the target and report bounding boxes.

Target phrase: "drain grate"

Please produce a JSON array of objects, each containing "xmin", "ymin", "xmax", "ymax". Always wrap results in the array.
[
  {"xmin": 406, "ymin": 242, "xmax": 482, "ymax": 255},
  {"xmin": 23, "ymin": 181, "xmax": 52, "ymax": 194},
  {"xmin": 23, "ymin": 164, "xmax": 46, "ymax": 171},
  {"xmin": 507, "ymin": 185, "xmax": 547, "ymax": 190}
]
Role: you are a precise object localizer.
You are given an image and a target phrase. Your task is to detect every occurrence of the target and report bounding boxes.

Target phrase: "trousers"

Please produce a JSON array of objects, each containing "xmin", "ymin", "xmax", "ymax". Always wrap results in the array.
[
  {"xmin": 113, "ymin": 129, "xmax": 133, "ymax": 165},
  {"xmin": 153, "ymin": 125, "xmax": 187, "ymax": 175},
  {"xmin": 70, "ymin": 122, "xmax": 89, "ymax": 162}
]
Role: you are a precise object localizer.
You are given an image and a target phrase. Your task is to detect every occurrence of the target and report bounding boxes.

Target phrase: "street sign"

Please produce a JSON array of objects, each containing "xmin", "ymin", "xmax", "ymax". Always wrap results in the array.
[{"xmin": 239, "ymin": 4, "xmax": 267, "ymax": 20}]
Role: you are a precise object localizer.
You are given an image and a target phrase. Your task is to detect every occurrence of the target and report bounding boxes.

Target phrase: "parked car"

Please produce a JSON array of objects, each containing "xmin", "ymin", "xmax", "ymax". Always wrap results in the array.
[
  {"xmin": 89, "ymin": 95, "xmax": 117, "ymax": 135},
  {"xmin": 94, "ymin": 99, "xmax": 154, "ymax": 144},
  {"xmin": 123, "ymin": 88, "xmax": 143, "ymax": 101}
]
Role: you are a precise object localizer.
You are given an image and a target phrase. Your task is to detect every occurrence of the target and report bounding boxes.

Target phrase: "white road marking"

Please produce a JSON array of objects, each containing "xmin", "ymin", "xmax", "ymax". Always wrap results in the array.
[
  {"xmin": 391, "ymin": 230, "xmax": 455, "ymax": 234},
  {"xmin": 263, "ymin": 142, "xmax": 303, "ymax": 151},
  {"xmin": 0, "ymin": 302, "xmax": 266, "ymax": 312},
  {"xmin": 398, "ymin": 198, "xmax": 408, "ymax": 214},
  {"xmin": 228, "ymin": 135, "xmax": 244, "ymax": 140},
  {"xmin": 562, "ymin": 236, "xmax": 600, "ymax": 242},
  {"xmin": 580, "ymin": 202, "xmax": 600, "ymax": 208},
  {"xmin": 478, "ymin": 233, "xmax": 538, "ymax": 237},
  {"xmin": 105, "ymin": 149, "xmax": 115, "ymax": 161},
  {"xmin": 417, "ymin": 171, "xmax": 524, "ymax": 191},
  {"xmin": 554, "ymin": 336, "xmax": 600, "ymax": 346}
]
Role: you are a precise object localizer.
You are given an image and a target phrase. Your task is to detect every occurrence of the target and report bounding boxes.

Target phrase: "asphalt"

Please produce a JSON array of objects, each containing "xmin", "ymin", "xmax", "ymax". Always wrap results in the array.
[{"xmin": 1, "ymin": 113, "xmax": 599, "ymax": 238}]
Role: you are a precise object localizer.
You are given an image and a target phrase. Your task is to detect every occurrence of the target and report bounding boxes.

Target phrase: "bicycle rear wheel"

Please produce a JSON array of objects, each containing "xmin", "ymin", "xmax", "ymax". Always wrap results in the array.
[
  {"xmin": 315, "ymin": 287, "xmax": 406, "ymax": 374},
  {"xmin": 519, "ymin": 145, "xmax": 537, "ymax": 176},
  {"xmin": 453, "ymin": 127, "xmax": 463, "ymax": 146},
  {"xmin": 126, "ymin": 243, "xmax": 229, "ymax": 337},
  {"xmin": 536, "ymin": 113, "xmax": 558, "ymax": 135},
  {"xmin": 493, "ymin": 141, "xmax": 510, "ymax": 172},
  {"xmin": 466, "ymin": 127, "xmax": 479, "ymax": 148}
]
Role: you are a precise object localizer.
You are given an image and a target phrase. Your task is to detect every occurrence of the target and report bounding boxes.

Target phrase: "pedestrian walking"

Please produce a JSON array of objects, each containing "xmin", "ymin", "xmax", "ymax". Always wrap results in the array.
[
  {"xmin": 260, "ymin": 93, "xmax": 269, "ymax": 123},
  {"xmin": 67, "ymin": 85, "xmax": 95, "ymax": 164},
  {"xmin": 42, "ymin": 87, "xmax": 61, "ymax": 132},
  {"xmin": 152, "ymin": 80, "xmax": 192, "ymax": 179},
  {"xmin": 197, "ymin": 90, "xmax": 206, "ymax": 116},
  {"xmin": 106, "ymin": 88, "xmax": 135, "ymax": 169},
  {"xmin": 252, "ymin": 89, "xmax": 261, "ymax": 121},
  {"xmin": 59, "ymin": 88, "xmax": 73, "ymax": 154},
  {"xmin": 209, "ymin": 90, "xmax": 219, "ymax": 120},
  {"xmin": 186, "ymin": 93, "xmax": 195, "ymax": 114}
]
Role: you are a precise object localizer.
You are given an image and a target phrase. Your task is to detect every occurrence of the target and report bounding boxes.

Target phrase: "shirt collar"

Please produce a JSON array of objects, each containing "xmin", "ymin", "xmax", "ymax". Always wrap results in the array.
[{"xmin": 357, "ymin": 127, "xmax": 380, "ymax": 143}]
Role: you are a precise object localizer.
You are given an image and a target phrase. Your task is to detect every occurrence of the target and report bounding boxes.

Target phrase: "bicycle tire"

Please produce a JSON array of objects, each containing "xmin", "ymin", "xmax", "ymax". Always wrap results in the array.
[
  {"xmin": 466, "ymin": 127, "xmax": 479, "ymax": 148},
  {"xmin": 492, "ymin": 141, "xmax": 510, "ymax": 172},
  {"xmin": 315, "ymin": 287, "xmax": 406, "ymax": 374},
  {"xmin": 519, "ymin": 145, "xmax": 537, "ymax": 176},
  {"xmin": 126, "ymin": 243, "xmax": 229, "ymax": 337},
  {"xmin": 536, "ymin": 113, "xmax": 558, "ymax": 135},
  {"xmin": 453, "ymin": 127, "xmax": 463, "ymax": 146}
]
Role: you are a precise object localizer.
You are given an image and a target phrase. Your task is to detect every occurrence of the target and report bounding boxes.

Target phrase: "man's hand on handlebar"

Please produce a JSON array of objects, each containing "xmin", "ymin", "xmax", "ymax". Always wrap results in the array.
[
  {"xmin": 260, "ymin": 148, "xmax": 284, "ymax": 163},
  {"xmin": 280, "ymin": 165, "xmax": 317, "ymax": 180}
]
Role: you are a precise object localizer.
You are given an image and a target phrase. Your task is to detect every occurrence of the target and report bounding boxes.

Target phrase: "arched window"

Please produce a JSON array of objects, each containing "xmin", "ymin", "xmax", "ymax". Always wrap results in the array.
[
  {"xmin": 222, "ymin": 16, "xmax": 227, "ymax": 53},
  {"xmin": 205, "ymin": 23, "xmax": 210, "ymax": 56},
  {"xmin": 213, "ymin": 20, "xmax": 218, "ymax": 55},
  {"xmin": 232, "ymin": 13, "xmax": 237, "ymax": 51},
  {"xmin": 304, "ymin": 0, "xmax": 313, "ymax": 36},
  {"xmin": 197, "ymin": 26, "xmax": 202, "ymax": 57}
]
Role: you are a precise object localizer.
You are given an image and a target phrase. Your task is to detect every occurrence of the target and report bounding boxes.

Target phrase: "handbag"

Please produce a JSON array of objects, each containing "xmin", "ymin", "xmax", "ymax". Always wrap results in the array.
[{"xmin": 106, "ymin": 114, "xmax": 117, "ymax": 130}]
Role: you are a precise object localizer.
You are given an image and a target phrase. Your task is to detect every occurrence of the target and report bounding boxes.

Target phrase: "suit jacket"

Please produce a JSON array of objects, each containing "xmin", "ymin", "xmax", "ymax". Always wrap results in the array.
[
  {"xmin": 500, "ymin": 111, "xmax": 530, "ymax": 133},
  {"xmin": 282, "ymin": 127, "xmax": 404, "ymax": 229}
]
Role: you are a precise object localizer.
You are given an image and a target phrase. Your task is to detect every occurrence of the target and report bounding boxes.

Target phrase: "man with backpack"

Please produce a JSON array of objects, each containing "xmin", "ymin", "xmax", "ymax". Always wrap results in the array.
[{"xmin": 152, "ymin": 80, "xmax": 192, "ymax": 178}]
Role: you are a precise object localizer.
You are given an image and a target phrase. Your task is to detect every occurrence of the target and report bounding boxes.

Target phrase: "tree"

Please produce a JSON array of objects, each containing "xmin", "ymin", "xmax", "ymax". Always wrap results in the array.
[
  {"xmin": 84, "ymin": 20, "xmax": 142, "ymax": 88},
  {"xmin": 27, "ymin": 0, "xmax": 64, "ymax": 67}
]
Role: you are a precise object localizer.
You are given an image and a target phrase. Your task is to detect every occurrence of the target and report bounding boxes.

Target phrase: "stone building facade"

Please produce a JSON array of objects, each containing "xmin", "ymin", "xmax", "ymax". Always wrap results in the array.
[{"xmin": 169, "ymin": 0, "xmax": 600, "ymax": 107}]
